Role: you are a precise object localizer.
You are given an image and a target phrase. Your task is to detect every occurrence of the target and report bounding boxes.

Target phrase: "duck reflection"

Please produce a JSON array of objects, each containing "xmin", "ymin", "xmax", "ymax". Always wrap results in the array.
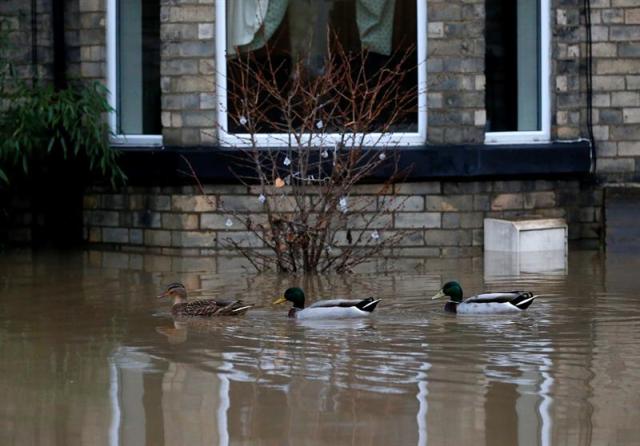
[
  {"xmin": 155, "ymin": 316, "xmax": 228, "ymax": 345},
  {"xmin": 294, "ymin": 318, "xmax": 375, "ymax": 331},
  {"xmin": 155, "ymin": 322, "xmax": 188, "ymax": 345}
]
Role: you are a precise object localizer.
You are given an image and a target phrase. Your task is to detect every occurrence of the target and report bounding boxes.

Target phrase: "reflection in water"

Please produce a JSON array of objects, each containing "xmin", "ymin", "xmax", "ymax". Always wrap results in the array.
[
  {"xmin": 110, "ymin": 346, "xmax": 233, "ymax": 445},
  {"xmin": 539, "ymin": 355, "xmax": 553, "ymax": 446},
  {"xmin": 416, "ymin": 362, "xmax": 430, "ymax": 446},
  {"xmin": 109, "ymin": 359, "xmax": 120, "ymax": 446},
  {"xmin": 1, "ymin": 250, "xmax": 640, "ymax": 445},
  {"xmin": 484, "ymin": 250, "xmax": 567, "ymax": 279},
  {"xmin": 218, "ymin": 355, "xmax": 232, "ymax": 446}
]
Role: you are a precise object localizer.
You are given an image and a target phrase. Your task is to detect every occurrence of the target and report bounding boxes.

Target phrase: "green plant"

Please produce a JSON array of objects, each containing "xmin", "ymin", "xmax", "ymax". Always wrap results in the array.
[
  {"xmin": 0, "ymin": 25, "xmax": 125, "ymax": 186},
  {"xmin": 0, "ymin": 81, "xmax": 125, "ymax": 186}
]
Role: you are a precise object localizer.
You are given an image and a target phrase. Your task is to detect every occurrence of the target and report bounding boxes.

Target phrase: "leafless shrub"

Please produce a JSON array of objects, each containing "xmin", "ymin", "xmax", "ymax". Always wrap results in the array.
[{"xmin": 199, "ymin": 37, "xmax": 418, "ymax": 273}]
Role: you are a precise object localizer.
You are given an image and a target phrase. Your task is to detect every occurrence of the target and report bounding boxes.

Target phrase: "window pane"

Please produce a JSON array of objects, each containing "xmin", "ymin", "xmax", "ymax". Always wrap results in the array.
[
  {"xmin": 486, "ymin": 0, "xmax": 541, "ymax": 132},
  {"xmin": 226, "ymin": 0, "xmax": 418, "ymax": 134},
  {"xmin": 117, "ymin": 0, "xmax": 161, "ymax": 135}
]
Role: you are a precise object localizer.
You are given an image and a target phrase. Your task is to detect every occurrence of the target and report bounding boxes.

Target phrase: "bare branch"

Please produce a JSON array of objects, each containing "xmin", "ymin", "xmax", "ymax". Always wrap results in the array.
[{"xmin": 195, "ymin": 32, "xmax": 419, "ymax": 272}]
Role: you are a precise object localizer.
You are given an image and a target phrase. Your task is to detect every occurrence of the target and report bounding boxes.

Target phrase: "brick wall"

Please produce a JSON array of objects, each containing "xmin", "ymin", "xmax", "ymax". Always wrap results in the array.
[
  {"xmin": 427, "ymin": 0, "xmax": 486, "ymax": 144},
  {"xmin": 0, "ymin": 0, "xmax": 103, "ymax": 83},
  {"xmin": 553, "ymin": 0, "xmax": 587, "ymax": 141},
  {"xmin": 83, "ymin": 180, "xmax": 601, "ymax": 257},
  {"xmin": 76, "ymin": 0, "xmax": 106, "ymax": 82},
  {"xmin": 160, "ymin": 0, "xmax": 216, "ymax": 146},
  {"xmin": 587, "ymin": 1, "xmax": 640, "ymax": 181},
  {"xmin": 554, "ymin": 0, "xmax": 640, "ymax": 181},
  {"xmin": 0, "ymin": 0, "xmax": 53, "ymax": 82}
]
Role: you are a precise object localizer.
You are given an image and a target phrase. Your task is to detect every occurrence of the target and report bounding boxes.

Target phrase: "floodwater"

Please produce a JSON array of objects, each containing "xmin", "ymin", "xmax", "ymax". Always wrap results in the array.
[{"xmin": 1, "ymin": 250, "xmax": 640, "ymax": 446}]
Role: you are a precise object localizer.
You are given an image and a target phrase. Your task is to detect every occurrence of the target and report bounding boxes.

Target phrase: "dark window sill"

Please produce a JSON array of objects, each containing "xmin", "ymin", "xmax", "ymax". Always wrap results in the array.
[{"xmin": 115, "ymin": 141, "xmax": 592, "ymax": 185}]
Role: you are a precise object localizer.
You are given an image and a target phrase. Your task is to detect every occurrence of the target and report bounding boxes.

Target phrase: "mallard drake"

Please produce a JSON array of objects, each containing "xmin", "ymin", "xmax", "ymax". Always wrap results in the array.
[
  {"xmin": 158, "ymin": 282, "xmax": 253, "ymax": 317},
  {"xmin": 432, "ymin": 281, "xmax": 536, "ymax": 314},
  {"xmin": 273, "ymin": 287, "xmax": 381, "ymax": 319}
]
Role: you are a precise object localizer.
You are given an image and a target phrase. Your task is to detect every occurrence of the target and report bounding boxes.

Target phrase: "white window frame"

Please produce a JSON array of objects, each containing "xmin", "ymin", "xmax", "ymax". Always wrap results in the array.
[
  {"xmin": 485, "ymin": 0, "xmax": 550, "ymax": 145},
  {"xmin": 106, "ymin": 0, "xmax": 163, "ymax": 147},
  {"xmin": 215, "ymin": 0, "xmax": 427, "ymax": 148}
]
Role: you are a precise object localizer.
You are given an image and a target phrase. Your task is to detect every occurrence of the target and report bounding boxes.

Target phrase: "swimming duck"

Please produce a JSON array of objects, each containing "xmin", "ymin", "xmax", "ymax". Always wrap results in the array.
[
  {"xmin": 158, "ymin": 282, "xmax": 253, "ymax": 317},
  {"xmin": 273, "ymin": 287, "xmax": 381, "ymax": 320},
  {"xmin": 432, "ymin": 281, "xmax": 536, "ymax": 314}
]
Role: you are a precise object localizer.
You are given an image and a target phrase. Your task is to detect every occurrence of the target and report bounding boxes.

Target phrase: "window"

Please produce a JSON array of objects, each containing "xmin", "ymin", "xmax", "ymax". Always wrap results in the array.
[
  {"xmin": 485, "ymin": 0, "xmax": 550, "ymax": 144},
  {"xmin": 107, "ymin": 0, "xmax": 162, "ymax": 146},
  {"xmin": 216, "ymin": 0, "xmax": 427, "ymax": 147}
]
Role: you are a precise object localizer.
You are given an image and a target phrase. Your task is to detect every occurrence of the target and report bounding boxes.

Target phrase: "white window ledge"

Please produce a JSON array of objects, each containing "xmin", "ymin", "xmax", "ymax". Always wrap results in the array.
[
  {"xmin": 110, "ymin": 134, "xmax": 163, "ymax": 147},
  {"xmin": 485, "ymin": 131, "xmax": 551, "ymax": 145}
]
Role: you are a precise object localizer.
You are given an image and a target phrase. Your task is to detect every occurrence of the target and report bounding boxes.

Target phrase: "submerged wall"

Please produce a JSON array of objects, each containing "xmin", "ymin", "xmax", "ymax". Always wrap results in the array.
[{"xmin": 83, "ymin": 180, "xmax": 601, "ymax": 257}]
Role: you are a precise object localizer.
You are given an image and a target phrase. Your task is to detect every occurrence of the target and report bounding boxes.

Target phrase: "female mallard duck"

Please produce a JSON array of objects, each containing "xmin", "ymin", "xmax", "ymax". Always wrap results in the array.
[
  {"xmin": 432, "ymin": 281, "xmax": 536, "ymax": 314},
  {"xmin": 273, "ymin": 287, "xmax": 381, "ymax": 320},
  {"xmin": 158, "ymin": 282, "xmax": 253, "ymax": 317}
]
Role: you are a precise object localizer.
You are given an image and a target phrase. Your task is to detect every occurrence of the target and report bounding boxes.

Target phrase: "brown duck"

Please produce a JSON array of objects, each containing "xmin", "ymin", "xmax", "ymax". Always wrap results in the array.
[{"xmin": 158, "ymin": 282, "xmax": 253, "ymax": 317}]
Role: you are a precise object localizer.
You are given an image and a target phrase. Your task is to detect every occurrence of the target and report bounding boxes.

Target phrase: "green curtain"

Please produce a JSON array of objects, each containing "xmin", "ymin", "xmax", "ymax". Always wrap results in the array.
[
  {"xmin": 238, "ymin": 0, "xmax": 396, "ymax": 56},
  {"xmin": 356, "ymin": 0, "xmax": 396, "ymax": 56}
]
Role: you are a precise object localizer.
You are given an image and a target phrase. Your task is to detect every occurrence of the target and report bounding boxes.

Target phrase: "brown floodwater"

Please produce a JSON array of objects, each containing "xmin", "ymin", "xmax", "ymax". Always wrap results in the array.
[{"xmin": 1, "ymin": 249, "xmax": 640, "ymax": 446}]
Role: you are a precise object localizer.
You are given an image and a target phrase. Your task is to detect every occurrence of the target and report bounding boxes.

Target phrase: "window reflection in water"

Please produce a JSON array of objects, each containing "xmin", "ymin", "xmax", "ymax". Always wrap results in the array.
[{"xmin": 108, "ymin": 326, "xmax": 556, "ymax": 445}]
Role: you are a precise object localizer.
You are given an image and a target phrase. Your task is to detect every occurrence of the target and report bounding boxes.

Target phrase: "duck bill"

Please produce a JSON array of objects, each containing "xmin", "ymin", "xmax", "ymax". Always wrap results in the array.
[
  {"xmin": 272, "ymin": 296, "xmax": 287, "ymax": 305},
  {"xmin": 431, "ymin": 290, "xmax": 446, "ymax": 300},
  {"xmin": 157, "ymin": 291, "xmax": 169, "ymax": 299}
]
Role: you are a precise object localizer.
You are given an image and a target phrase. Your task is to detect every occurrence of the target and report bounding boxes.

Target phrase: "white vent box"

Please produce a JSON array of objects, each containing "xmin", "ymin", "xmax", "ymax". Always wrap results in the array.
[{"xmin": 484, "ymin": 218, "xmax": 568, "ymax": 252}]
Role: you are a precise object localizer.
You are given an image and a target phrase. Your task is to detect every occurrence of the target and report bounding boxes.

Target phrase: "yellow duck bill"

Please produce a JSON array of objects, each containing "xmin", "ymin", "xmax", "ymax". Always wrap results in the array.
[
  {"xmin": 431, "ymin": 290, "xmax": 446, "ymax": 300},
  {"xmin": 273, "ymin": 296, "xmax": 287, "ymax": 305}
]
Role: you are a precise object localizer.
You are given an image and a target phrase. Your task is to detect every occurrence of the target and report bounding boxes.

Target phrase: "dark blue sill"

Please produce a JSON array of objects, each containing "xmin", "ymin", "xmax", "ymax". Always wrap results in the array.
[{"xmin": 115, "ymin": 141, "xmax": 592, "ymax": 185}]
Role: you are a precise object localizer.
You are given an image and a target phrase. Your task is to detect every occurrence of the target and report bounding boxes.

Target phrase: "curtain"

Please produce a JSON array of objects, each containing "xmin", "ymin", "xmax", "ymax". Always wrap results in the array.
[
  {"xmin": 356, "ymin": 0, "xmax": 396, "ymax": 56},
  {"xmin": 237, "ymin": 0, "xmax": 289, "ymax": 53},
  {"xmin": 229, "ymin": 0, "xmax": 397, "ymax": 57},
  {"xmin": 288, "ymin": 0, "xmax": 333, "ymax": 76},
  {"xmin": 227, "ymin": 0, "xmax": 270, "ymax": 54}
]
